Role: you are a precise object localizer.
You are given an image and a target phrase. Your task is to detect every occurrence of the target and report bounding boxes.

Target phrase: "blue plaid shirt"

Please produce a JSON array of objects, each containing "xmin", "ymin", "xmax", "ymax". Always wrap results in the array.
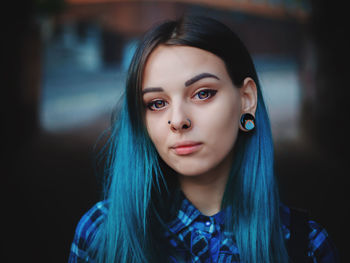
[{"xmin": 69, "ymin": 195, "xmax": 338, "ymax": 262}]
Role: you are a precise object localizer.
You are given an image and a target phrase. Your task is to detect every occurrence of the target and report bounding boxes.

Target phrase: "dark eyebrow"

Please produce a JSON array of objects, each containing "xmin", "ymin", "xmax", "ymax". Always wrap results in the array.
[
  {"xmin": 142, "ymin": 73, "xmax": 219, "ymax": 94},
  {"xmin": 185, "ymin": 72, "xmax": 220, "ymax": 87},
  {"xmin": 142, "ymin": 87, "xmax": 164, "ymax": 95}
]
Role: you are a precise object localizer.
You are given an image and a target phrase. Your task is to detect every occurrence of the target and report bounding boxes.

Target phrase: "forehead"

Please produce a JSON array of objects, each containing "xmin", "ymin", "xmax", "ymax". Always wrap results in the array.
[{"xmin": 142, "ymin": 45, "xmax": 228, "ymax": 88}]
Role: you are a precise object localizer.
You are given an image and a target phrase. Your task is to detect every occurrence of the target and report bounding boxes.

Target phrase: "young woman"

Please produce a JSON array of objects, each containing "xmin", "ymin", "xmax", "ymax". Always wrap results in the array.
[{"xmin": 69, "ymin": 16, "xmax": 338, "ymax": 263}]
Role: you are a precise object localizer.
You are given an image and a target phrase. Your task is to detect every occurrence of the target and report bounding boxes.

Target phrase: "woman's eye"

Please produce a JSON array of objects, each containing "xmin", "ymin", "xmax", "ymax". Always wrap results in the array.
[
  {"xmin": 195, "ymin": 89, "xmax": 217, "ymax": 100},
  {"xmin": 147, "ymin": 100, "xmax": 167, "ymax": 111}
]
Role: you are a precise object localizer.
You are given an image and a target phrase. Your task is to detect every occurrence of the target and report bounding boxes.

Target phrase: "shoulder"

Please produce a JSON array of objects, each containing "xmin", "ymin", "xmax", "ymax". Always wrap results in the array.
[
  {"xmin": 280, "ymin": 204, "xmax": 339, "ymax": 262},
  {"xmin": 74, "ymin": 201, "xmax": 108, "ymax": 244},
  {"xmin": 69, "ymin": 201, "xmax": 109, "ymax": 263},
  {"xmin": 308, "ymin": 220, "xmax": 339, "ymax": 262}
]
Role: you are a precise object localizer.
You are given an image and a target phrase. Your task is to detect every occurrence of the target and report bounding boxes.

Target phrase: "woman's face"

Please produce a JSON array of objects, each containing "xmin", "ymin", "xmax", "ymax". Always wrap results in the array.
[{"xmin": 142, "ymin": 45, "xmax": 256, "ymax": 177}]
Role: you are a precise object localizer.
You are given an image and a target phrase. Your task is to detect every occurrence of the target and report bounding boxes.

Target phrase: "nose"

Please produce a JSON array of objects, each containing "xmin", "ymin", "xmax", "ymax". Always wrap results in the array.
[
  {"xmin": 169, "ymin": 118, "xmax": 192, "ymax": 132},
  {"xmin": 169, "ymin": 104, "xmax": 192, "ymax": 132}
]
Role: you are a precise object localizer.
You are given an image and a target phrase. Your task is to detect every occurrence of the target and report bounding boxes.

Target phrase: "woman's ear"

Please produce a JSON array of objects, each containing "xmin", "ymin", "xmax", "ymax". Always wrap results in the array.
[{"xmin": 240, "ymin": 77, "xmax": 258, "ymax": 116}]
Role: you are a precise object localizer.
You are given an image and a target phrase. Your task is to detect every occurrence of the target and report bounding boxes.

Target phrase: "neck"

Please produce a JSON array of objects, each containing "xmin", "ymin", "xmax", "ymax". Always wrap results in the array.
[{"xmin": 178, "ymin": 151, "xmax": 233, "ymax": 216}]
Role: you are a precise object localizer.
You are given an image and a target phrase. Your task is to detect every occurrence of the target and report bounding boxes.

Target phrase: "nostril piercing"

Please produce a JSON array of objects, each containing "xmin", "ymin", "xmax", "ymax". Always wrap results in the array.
[{"xmin": 168, "ymin": 120, "xmax": 171, "ymax": 124}]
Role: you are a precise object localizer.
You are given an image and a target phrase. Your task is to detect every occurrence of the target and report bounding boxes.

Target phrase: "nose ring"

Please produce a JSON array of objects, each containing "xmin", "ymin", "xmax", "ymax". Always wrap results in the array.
[{"xmin": 185, "ymin": 118, "xmax": 191, "ymax": 128}]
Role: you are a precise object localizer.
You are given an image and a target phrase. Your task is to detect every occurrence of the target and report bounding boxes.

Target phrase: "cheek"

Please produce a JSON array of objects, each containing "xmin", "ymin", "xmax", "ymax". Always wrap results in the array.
[
  {"xmin": 201, "ymin": 96, "xmax": 240, "ymax": 136},
  {"xmin": 145, "ymin": 114, "xmax": 168, "ymax": 151},
  {"xmin": 197, "ymin": 94, "xmax": 241, "ymax": 154}
]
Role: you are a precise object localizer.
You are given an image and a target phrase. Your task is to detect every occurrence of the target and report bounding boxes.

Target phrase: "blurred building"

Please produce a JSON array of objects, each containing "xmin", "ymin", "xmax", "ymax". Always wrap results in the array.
[{"xmin": 60, "ymin": 0, "xmax": 309, "ymax": 61}]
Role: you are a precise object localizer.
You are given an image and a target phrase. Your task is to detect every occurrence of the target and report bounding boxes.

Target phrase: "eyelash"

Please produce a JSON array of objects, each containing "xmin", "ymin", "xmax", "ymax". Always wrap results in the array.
[
  {"xmin": 146, "ymin": 100, "xmax": 168, "ymax": 111},
  {"xmin": 194, "ymin": 89, "xmax": 217, "ymax": 100},
  {"xmin": 146, "ymin": 89, "xmax": 217, "ymax": 111}
]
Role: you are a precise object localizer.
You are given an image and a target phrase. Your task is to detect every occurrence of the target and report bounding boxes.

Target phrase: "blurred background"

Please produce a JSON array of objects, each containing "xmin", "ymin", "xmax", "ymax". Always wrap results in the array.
[{"xmin": 4, "ymin": 0, "xmax": 348, "ymax": 262}]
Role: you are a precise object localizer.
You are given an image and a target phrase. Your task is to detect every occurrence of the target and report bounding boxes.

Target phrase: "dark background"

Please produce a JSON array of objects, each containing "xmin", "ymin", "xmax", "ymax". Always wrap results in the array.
[{"xmin": 4, "ymin": 0, "xmax": 348, "ymax": 262}]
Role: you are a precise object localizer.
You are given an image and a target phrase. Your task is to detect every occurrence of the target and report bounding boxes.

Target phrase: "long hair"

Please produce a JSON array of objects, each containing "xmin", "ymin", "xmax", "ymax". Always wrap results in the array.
[{"xmin": 91, "ymin": 16, "xmax": 289, "ymax": 263}]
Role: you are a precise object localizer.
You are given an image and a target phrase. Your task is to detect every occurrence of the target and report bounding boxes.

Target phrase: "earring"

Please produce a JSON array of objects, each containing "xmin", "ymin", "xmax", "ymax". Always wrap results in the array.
[{"xmin": 240, "ymin": 113, "xmax": 255, "ymax": 132}]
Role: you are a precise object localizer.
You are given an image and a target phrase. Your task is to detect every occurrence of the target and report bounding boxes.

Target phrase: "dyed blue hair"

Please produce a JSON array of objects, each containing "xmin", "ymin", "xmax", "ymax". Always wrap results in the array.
[{"xmin": 90, "ymin": 16, "xmax": 289, "ymax": 263}]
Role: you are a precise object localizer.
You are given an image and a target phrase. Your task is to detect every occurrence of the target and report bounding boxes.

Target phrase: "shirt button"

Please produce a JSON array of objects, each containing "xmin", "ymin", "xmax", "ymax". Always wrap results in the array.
[{"xmin": 205, "ymin": 221, "xmax": 211, "ymax": 227}]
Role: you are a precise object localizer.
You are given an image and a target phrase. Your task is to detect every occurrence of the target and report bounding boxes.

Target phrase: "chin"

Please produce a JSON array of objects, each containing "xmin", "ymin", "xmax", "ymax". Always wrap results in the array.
[{"xmin": 171, "ymin": 163, "xmax": 213, "ymax": 177}]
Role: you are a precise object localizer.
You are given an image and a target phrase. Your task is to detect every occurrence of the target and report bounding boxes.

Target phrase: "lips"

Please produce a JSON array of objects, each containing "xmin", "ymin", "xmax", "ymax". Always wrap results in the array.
[{"xmin": 170, "ymin": 141, "xmax": 203, "ymax": 155}]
